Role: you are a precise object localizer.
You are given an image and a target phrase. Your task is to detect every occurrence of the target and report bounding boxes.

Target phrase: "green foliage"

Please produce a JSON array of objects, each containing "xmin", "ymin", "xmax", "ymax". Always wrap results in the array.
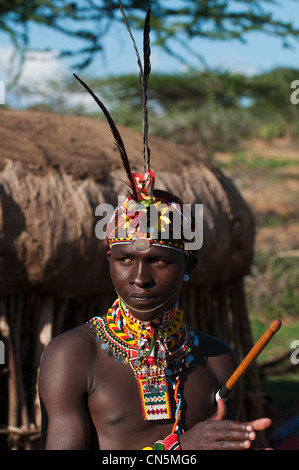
[
  {"xmin": 222, "ymin": 152, "xmax": 299, "ymax": 171},
  {"xmin": 250, "ymin": 316, "xmax": 299, "ymax": 361},
  {"xmin": 11, "ymin": 65, "xmax": 299, "ymax": 153},
  {"xmin": 73, "ymin": 70, "xmax": 255, "ymax": 153},
  {"xmin": 74, "ymin": 67, "xmax": 299, "ymax": 153},
  {"xmin": 245, "ymin": 252, "xmax": 299, "ymax": 321},
  {"xmin": 149, "ymin": 100, "xmax": 253, "ymax": 153},
  {"xmin": 254, "ymin": 119, "xmax": 286, "ymax": 140},
  {"xmin": 246, "ymin": 67, "xmax": 299, "ymax": 139}
]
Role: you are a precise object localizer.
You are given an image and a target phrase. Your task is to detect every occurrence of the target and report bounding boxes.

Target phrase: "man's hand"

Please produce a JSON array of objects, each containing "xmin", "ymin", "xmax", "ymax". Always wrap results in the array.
[{"xmin": 179, "ymin": 398, "xmax": 272, "ymax": 450}]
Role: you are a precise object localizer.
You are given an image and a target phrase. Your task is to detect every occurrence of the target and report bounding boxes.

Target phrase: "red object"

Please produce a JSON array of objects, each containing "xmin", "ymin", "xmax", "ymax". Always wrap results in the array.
[
  {"xmin": 148, "ymin": 356, "xmax": 155, "ymax": 366},
  {"xmin": 163, "ymin": 433, "xmax": 181, "ymax": 450}
]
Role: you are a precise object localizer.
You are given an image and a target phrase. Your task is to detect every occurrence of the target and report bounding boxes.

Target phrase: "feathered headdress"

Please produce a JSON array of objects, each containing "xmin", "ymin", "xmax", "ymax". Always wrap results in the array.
[
  {"xmin": 74, "ymin": 0, "xmax": 152, "ymax": 201},
  {"xmin": 74, "ymin": 0, "xmax": 194, "ymax": 253}
]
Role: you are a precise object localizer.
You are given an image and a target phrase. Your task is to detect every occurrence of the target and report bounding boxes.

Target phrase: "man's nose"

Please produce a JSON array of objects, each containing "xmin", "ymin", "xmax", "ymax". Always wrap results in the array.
[{"xmin": 130, "ymin": 262, "xmax": 155, "ymax": 288}]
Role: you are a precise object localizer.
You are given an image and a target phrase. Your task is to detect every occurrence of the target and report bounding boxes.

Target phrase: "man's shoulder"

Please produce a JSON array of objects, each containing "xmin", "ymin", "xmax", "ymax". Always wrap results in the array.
[
  {"xmin": 187, "ymin": 326, "xmax": 237, "ymax": 371},
  {"xmin": 193, "ymin": 329, "xmax": 235, "ymax": 357},
  {"xmin": 189, "ymin": 328, "xmax": 237, "ymax": 383},
  {"xmin": 39, "ymin": 322, "xmax": 99, "ymax": 399},
  {"xmin": 42, "ymin": 322, "xmax": 96, "ymax": 368}
]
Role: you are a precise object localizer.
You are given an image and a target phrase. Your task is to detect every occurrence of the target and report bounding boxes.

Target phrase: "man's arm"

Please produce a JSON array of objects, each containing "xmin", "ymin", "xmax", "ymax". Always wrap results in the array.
[
  {"xmin": 39, "ymin": 328, "xmax": 93, "ymax": 450},
  {"xmin": 180, "ymin": 336, "xmax": 271, "ymax": 450}
]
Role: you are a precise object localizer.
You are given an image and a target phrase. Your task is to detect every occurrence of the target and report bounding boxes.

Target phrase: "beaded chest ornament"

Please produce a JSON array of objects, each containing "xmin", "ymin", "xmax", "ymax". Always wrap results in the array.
[{"xmin": 90, "ymin": 297, "xmax": 199, "ymax": 432}]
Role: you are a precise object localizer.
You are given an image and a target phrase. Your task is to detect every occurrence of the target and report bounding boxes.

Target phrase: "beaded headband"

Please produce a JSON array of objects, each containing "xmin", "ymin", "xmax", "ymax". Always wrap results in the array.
[{"xmin": 74, "ymin": 1, "xmax": 195, "ymax": 254}]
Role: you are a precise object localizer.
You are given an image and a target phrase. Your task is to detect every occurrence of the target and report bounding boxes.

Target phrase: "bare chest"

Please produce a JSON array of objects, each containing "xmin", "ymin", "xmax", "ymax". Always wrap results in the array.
[{"xmin": 87, "ymin": 346, "xmax": 219, "ymax": 449}]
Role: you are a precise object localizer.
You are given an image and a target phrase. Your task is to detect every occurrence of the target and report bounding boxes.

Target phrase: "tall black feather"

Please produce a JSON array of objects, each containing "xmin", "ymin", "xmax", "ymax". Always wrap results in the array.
[
  {"xmin": 118, "ymin": 0, "xmax": 151, "ymax": 175},
  {"xmin": 73, "ymin": 73, "xmax": 138, "ymax": 201},
  {"xmin": 143, "ymin": 7, "xmax": 151, "ymax": 174},
  {"xmin": 118, "ymin": 0, "xmax": 144, "ymax": 80}
]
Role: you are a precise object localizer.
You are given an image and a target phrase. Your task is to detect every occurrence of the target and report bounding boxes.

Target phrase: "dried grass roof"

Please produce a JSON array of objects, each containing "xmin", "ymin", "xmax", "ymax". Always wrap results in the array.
[{"xmin": 0, "ymin": 109, "xmax": 254, "ymax": 295}]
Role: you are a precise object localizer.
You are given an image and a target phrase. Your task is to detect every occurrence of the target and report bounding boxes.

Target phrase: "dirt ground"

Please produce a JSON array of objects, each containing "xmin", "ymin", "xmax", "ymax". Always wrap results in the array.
[{"xmin": 214, "ymin": 137, "xmax": 299, "ymax": 255}]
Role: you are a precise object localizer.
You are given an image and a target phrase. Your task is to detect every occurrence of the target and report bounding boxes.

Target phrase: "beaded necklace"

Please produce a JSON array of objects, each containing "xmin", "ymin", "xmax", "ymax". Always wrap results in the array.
[{"xmin": 89, "ymin": 297, "xmax": 199, "ymax": 434}]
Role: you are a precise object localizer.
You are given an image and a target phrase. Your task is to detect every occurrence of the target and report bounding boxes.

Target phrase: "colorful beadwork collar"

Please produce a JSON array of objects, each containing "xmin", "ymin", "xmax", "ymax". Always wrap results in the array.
[{"xmin": 89, "ymin": 297, "xmax": 199, "ymax": 434}]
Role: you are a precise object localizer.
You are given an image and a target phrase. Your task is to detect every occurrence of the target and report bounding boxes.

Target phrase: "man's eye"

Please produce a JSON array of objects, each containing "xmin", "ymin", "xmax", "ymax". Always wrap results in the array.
[
  {"xmin": 119, "ymin": 257, "xmax": 134, "ymax": 264},
  {"xmin": 153, "ymin": 259, "xmax": 169, "ymax": 266}
]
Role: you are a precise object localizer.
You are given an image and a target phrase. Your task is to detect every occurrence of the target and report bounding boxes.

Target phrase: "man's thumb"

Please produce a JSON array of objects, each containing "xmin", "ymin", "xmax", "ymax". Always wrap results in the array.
[{"xmin": 211, "ymin": 397, "xmax": 227, "ymax": 421}]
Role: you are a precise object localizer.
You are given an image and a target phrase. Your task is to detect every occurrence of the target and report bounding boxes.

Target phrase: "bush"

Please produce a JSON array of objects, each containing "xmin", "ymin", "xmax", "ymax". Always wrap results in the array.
[{"xmin": 150, "ymin": 101, "xmax": 254, "ymax": 153}]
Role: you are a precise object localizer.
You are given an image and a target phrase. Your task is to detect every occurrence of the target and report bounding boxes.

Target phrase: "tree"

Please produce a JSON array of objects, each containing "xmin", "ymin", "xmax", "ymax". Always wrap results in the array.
[
  {"xmin": 1, "ymin": 0, "xmax": 299, "ymax": 69},
  {"xmin": 71, "ymin": 70, "xmax": 254, "ymax": 153},
  {"xmin": 247, "ymin": 67, "xmax": 299, "ymax": 140}
]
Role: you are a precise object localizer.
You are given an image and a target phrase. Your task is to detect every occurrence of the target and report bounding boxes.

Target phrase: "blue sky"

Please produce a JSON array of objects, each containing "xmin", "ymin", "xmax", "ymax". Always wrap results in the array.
[{"xmin": 0, "ymin": 0, "xmax": 299, "ymax": 107}]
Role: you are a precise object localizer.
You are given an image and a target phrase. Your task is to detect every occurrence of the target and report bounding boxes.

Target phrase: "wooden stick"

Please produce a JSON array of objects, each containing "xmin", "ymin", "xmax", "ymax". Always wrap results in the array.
[{"xmin": 216, "ymin": 319, "xmax": 282, "ymax": 401}]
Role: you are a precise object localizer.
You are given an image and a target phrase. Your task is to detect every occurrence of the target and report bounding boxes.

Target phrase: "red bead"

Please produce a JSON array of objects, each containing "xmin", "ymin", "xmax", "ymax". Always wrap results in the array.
[{"xmin": 148, "ymin": 356, "xmax": 155, "ymax": 366}]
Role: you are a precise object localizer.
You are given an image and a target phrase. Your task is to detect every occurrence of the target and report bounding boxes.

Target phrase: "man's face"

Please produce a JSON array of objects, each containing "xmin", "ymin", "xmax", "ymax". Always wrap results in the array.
[{"xmin": 107, "ymin": 243, "xmax": 188, "ymax": 322}]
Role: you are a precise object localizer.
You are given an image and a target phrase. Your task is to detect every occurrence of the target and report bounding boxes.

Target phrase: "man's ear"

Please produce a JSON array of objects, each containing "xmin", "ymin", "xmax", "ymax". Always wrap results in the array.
[
  {"xmin": 185, "ymin": 255, "xmax": 198, "ymax": 276},
  {"xmin": 106, "ymin": 250, "xmax": 111, "ymax": 262}
]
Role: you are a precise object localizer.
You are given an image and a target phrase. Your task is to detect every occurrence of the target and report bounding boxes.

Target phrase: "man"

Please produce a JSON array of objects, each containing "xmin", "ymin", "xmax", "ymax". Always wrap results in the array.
[
  {"xmin": 39, "ymin": 2, "xmax": 271, "ymax": 449},
  {"xmin": 39, "ymin": 186, "xmax": 271, "ymax": 450}
]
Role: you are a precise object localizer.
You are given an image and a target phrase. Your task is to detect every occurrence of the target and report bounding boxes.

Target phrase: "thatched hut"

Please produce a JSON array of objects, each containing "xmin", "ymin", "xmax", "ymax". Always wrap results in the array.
[{"xmin": 0, "ymin": 109, "xmax": 261, "ymax": 449}]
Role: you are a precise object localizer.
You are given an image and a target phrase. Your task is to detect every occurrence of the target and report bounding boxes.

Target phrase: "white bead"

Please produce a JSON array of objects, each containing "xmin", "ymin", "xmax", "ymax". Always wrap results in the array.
[{"xmin": 134, "ymin": 238, "xmax": 151, "ymax": 251}]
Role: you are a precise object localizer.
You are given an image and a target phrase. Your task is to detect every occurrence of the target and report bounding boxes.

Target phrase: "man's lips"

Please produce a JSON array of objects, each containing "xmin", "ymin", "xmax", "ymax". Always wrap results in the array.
[{"xmin": 128, "ymin": 293, "xmax": 157, "ymax": 301}]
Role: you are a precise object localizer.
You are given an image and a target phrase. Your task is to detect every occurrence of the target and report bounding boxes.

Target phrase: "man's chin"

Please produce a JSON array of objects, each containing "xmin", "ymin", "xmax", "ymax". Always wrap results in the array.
[
  {"xmin": 127, "ymin": 295, "xmax": 159, "ymax": 311},
  {"xmin": 123, "ymin": 295, "xmax": 175, "ymax": 321}
]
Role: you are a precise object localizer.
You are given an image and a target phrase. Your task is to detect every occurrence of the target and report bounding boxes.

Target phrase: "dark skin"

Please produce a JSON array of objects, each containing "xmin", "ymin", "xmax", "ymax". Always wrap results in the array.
[{"xmin": 39, "ymin": 243, "xmax": 271, "ymax": 450}]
